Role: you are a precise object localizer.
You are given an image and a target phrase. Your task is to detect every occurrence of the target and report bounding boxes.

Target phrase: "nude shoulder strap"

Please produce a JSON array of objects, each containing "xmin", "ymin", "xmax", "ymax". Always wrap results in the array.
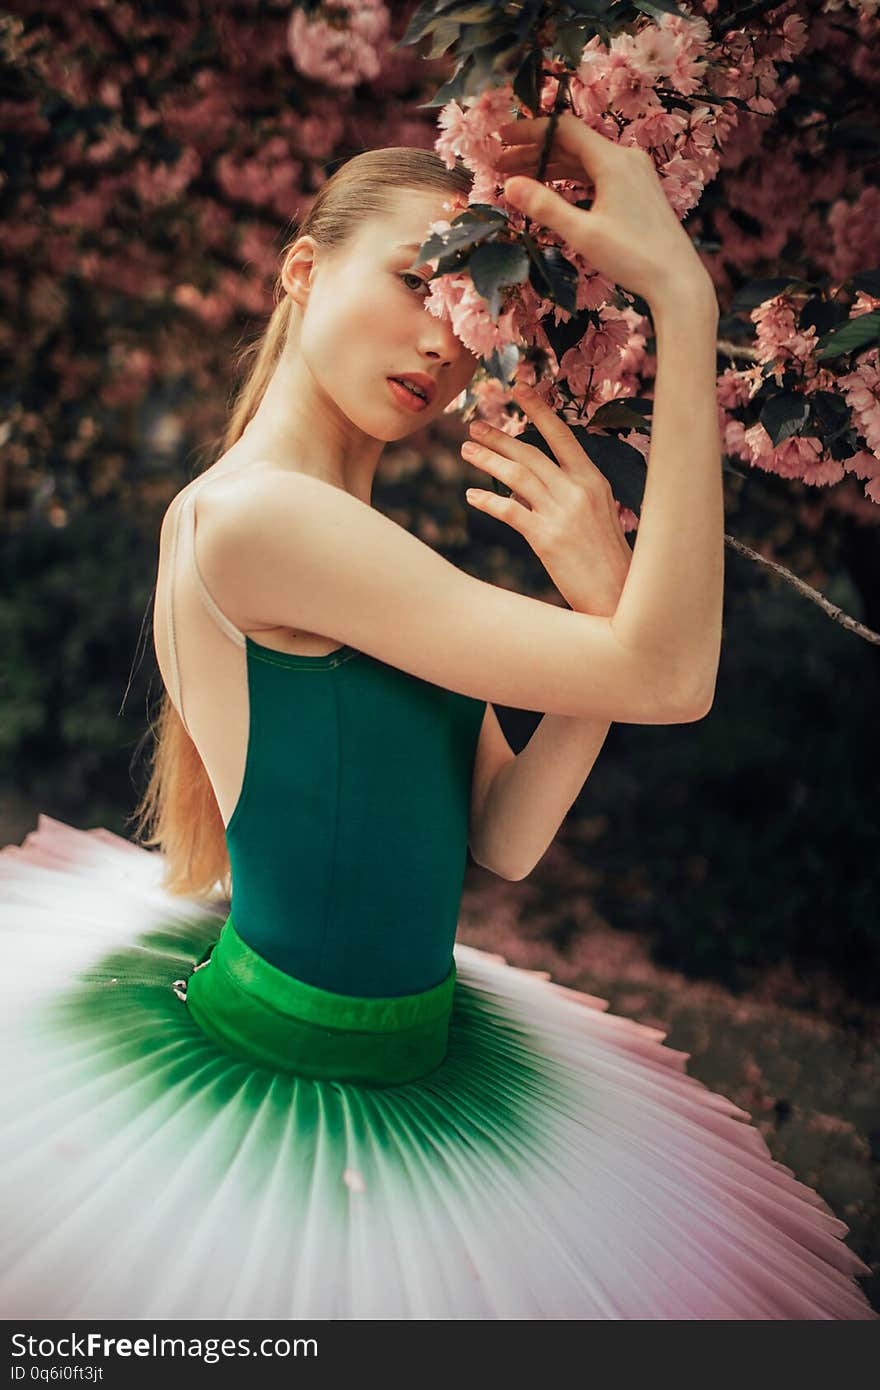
[
  {"xmin": 165, "ymin": 482, "xmax": 246, "ymax": 737},
  {"xmin": 179, "ymin": 485, "xmax": 247, "ymax": 649}
]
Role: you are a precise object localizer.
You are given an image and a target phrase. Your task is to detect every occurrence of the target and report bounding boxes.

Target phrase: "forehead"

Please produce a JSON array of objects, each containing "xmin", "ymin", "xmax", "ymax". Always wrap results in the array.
[{"xmin": 354, "ymin": 187, "xmax": 459, "ymax": 256}]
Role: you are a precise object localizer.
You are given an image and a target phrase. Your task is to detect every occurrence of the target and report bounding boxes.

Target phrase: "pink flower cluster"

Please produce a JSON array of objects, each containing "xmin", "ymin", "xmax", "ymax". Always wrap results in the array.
[
  {"xmin": 425, "ymin": 7, "xmax": 879, "ymax": 507},
  {"xmin": 717, "ymin": 290, "xmax": 880, "ymax": 500},
  {"xmin": 287, "ymin": 0, "xmax": 391, "ymax": 90},
  {"xmin": 838, "ymin": 352, "xmax": 880, "ymax": 503}
]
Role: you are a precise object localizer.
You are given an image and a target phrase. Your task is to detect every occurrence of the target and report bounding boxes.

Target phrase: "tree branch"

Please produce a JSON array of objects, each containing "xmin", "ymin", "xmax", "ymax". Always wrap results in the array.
[{"xmin": 724, "ymin": 533, "xmax": 880, "ymax": 643}]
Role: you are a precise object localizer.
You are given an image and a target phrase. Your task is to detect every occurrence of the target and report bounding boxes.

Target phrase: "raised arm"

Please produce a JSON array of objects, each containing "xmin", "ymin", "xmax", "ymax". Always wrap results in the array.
[
  {"xmin": 498, "ymin": 112, "xmax": 724, "ymax": 710},
  {"xmin": 609, "ymin": 288, "xmax": 722, "ymax": 708}
]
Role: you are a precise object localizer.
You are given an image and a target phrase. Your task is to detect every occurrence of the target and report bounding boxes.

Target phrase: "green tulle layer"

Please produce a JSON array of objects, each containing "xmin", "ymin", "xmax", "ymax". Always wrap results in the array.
[{"xmin": 184, "ymin": 912, "xmax": 458, "ymax": 1085}]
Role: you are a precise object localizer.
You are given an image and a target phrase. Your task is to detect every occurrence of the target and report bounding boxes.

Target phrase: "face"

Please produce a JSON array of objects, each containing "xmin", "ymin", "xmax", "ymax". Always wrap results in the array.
[{"xmin": 284, "ymin": 188, "xmax": 480, "ymax": 441}]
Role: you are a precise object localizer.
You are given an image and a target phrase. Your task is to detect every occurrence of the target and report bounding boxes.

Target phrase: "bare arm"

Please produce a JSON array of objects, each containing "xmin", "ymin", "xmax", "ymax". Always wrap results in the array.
[
  {"xmin": 497, "ymin": 116, "xmax": 725, "ymax": 710},
  {"xmin": 610, "ymin": 286, "xmax": 723, "ymax": 709},
  {"xmin": 469, "ymin": 709, "xmax": 613, "ymax": 880},
  {"xmin": 196, "ymin": 469, "xmax": 702, "ymax": 726}
]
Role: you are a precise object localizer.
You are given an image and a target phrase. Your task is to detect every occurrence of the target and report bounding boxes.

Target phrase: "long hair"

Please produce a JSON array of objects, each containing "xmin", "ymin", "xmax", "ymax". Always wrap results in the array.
[{"xmin": 128, "ymin": 147, "xmax": 474, "ymax": 900}]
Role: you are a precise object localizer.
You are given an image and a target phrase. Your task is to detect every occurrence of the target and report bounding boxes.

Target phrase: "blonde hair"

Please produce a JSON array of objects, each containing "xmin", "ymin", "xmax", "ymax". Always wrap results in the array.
[{"xmin": 129, "ymin": 147, "xmax": 474, "ymax": 900}]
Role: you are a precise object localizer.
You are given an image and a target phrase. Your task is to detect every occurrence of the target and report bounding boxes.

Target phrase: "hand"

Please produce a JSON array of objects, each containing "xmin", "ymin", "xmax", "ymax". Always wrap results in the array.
[
  {"xmin": 495, "ymin": 112, "xmax": 715, "ymax": 310},
  {"xmin": 462, "ymin": 385, "xmax": 632, "ymax": 617}
]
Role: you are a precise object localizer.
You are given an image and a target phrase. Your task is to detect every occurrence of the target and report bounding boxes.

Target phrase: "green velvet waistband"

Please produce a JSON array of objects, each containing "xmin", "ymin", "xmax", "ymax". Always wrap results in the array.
[{"xmin": 183, "ymin": 913, "xmax": 456, "ymax": 1086}]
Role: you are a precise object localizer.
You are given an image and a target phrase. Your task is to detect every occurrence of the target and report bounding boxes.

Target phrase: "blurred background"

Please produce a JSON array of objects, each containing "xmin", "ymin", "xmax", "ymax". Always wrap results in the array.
[{"xmin": 2, "ymin": 1, "xmax": 878, "ymax": 1307}]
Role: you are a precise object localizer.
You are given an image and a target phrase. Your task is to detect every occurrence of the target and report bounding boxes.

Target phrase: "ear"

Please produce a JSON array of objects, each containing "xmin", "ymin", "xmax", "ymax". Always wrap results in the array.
[{"xmin": 281, "ymin": 236, "xmax": 318, "ymax": 310}]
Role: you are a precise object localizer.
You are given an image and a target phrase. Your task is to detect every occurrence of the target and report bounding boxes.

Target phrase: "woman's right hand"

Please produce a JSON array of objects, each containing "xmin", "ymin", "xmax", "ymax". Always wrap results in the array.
[{"xmin": 495, "ymin": 112, "xmax": 715, "ymax": 311}]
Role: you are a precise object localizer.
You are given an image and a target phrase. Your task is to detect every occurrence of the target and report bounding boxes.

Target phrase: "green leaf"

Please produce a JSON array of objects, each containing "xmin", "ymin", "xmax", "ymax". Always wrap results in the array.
[
  {"xmin": 527, "ymin": 244, "xmax": 580, "ymax": 315},
  {"xmin": 759, "ymin": 392, "xmax": 810, "ymax": 448},
  {"xmin": 397, "ymin": 0, "xmax": 474, "ymax": 48},
  {"xmin": 415, "ymin": 209, "xmax": 507, "ymax": 266},
  {"xmin": 481, "ymin": 341, "xmax": 521, "ymax": 384},
  {"xmin": 589, "ymin": 398, "xmax": 651, "ymax": 430},
  {"xmin": 467, "ymin": 38, "xmax": 524, "ymax": 94},
  {"xmin": 454, "ymin": 19, "xmax": 513, "ymax": 57},
  {"xmin": 440, "ymin": 1, "xmax": 500, "ymax": 21},
  {"xmin": 807, "ymin": 390, "xmax": 853, "ymax": 444},
  {"xmin": 466, "ymin": 203, "xmax": 510, "ymax": 221},
  {"xmin": 425, "ymin": 20, "xmax": 461, "ymax": 58},
  {"xmin": 729, "ymin": 277, "xmax": 811, "ymax": 314},
  {"xmin": 815, "ymin": 310, "xmax": 880, "ymax": 361},
  {"xmin": 566, "ymin": 0, "xmax": 619, "ymax": 15},
  {"xmin": 400, "ymin": 0, "xmax": 500, "ymax": 49},
  {"xmin": 543, "ymin": 307, "xmax": 596, "ymax": 361},
  {"xmin": 468, "ymin": 239, "xmax": 530, "ymax": 320},
  {"xmin": 630, "ymin": 0, "xmax": 692, "ymax": 18},
  {"xmin": 512, "ymin": 48, "xmax": 542, "ymax": 116},
  {"xmin": 416, "ymin": 53, "xmax": 476, "ymax": 109},
  {"xmin": 799, "ymin": 295, "xmax": 849, "ymax": 340},
  {"xmin": 572, "ymin": 428, "xmax": 648, "ymax": 514},
  {"xmin": 550, "ymin": 19, "xmax": 593, "ymax": 69},
  {"xmin": 828, "ymin": 426, "xmax": 860, "ymax": 461}
]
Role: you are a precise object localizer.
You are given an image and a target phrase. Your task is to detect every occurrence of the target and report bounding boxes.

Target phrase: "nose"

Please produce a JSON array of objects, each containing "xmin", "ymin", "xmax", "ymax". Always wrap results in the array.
[{"xmin": 420, "ymin": 312, "xmax": 468, "ymax": 370}]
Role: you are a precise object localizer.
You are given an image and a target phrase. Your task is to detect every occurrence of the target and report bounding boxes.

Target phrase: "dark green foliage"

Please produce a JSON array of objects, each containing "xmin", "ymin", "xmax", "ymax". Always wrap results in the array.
[
  {"xmin": 0, "ymin": 504, "xmax": 161, "ymax": 827},
  {"xmin": 574, "ymin": 561, "xmax": 880, "ymax": 1000}
]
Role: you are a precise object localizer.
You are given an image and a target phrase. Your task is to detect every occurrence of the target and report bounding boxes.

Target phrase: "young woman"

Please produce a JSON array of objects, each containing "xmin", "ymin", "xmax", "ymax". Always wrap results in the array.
[{"xmin": 1, "ymin": 115, "xmax": 875, "ymax": 1320}]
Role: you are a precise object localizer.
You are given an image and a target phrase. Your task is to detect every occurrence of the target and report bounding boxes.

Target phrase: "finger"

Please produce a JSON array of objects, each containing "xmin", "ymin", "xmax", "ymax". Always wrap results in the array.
[
  {"xmin": 467, "ymin": 418, "xmax": 558, "ymax": 489},
  {"xmin": 498, "ymin": 113, "xmax": 617, "ymax": 177},
  {"xmin": 465, "ymin": 488, "xmax": 534, "ymax": 533},
  {"xmin": 503, "ymin": 173, "xmax": 595, "ymax": 248},
  {"xmin": 500, "ymin": 113, "xmax": 619, "ymax": 235},
  {"xmin": 496, "ymin": 145, "xmax": 589, "ymax": 183},
  {"xmin": 497, "ymin": 153, "xmax": 589, "ymax": 185},
  {"xmin": 511, "ymin": 385, "xmax": 605, "ymax": 485},
  {"xmin": 461, "ymin": 439, "xmax": 541, "ymax": 511}
]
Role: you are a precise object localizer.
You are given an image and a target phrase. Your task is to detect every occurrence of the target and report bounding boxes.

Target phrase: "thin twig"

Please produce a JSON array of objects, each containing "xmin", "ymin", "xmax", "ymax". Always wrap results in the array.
[
  {"xmin": 716, "ymin": 0, "xmax": 791, "ymax": 36},
  {"xmin": 716, "ymin": 337, "xmax": 760, "ymax": 362},
  {"xmin": 724, "ymin": 534, "xmax": 880, "ymax": 643},
  {"xmin": 520, "ymin": 68, "xmax": 572, "ymax": 240}
]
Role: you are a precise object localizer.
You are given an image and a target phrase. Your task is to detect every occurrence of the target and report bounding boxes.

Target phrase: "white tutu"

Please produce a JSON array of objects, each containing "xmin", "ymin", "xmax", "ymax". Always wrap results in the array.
[{"xmin": 0, "ymin": 815, "xmax": 875, "ymax": 1319}]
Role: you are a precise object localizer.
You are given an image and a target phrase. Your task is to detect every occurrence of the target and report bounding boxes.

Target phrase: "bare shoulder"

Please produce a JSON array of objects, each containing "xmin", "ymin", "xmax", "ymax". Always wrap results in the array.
[
  {"xmin": 189, "ymin": 465, "xmax": 356, "ymax": 626},
  {"xmin": 190, "ymin": 467, "xmax": 316, "ymax": 530},
  {"xmin": 161, "ymin": 463, "xmax": 287, "ymax": 555}
]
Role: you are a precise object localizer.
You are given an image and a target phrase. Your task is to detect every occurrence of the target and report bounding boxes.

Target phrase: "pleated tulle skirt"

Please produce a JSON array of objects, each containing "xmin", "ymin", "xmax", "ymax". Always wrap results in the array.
[{"xmin": 0, "ymin": 815, "xmax": 876, "ymax": 1320}]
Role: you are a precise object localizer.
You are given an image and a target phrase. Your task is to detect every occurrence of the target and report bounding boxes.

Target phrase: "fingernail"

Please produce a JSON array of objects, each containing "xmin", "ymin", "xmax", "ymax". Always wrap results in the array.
[{"xmin": 504, "ymin": 177, "xmax": 528, "ymax": 204}]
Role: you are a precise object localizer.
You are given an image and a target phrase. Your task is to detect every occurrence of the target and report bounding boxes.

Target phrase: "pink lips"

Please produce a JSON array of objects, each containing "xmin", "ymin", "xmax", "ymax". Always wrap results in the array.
[{"xmin": 387, "ymin": 377, "xmax": 431, "ymax": 413}]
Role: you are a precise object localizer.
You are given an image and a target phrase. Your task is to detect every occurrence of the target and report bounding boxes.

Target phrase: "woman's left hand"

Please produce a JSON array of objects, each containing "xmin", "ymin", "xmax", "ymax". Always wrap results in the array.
[{"xmin": 461, "ymin": 385, "xmax": 633, "ymax": 617}]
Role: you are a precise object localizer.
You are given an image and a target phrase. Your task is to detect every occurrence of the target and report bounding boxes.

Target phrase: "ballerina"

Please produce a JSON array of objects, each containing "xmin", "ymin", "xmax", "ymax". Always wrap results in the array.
[{"xmin": 1, "ymin": 114, "xmax": 875, "ymax": 1319}]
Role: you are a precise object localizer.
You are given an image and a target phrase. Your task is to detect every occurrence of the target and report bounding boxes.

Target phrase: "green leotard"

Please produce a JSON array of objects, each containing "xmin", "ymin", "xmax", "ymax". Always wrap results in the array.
[{"xmin": 225, "ymin": 635, "xmax": 486, "ymax": 997}]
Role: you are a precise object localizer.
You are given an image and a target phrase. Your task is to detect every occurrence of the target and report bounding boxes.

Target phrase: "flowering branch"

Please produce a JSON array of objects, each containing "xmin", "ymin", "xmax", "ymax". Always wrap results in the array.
[{"xmin": 398, "ymin": 0, "xmax": 880, "ymax": 641}]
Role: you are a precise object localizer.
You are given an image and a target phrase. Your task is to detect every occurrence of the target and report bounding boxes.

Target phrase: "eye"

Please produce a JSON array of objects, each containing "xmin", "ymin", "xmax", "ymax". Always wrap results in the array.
[{"xmin": 399, "ymin": 271, "xmax": 431, "ymax": 296}]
